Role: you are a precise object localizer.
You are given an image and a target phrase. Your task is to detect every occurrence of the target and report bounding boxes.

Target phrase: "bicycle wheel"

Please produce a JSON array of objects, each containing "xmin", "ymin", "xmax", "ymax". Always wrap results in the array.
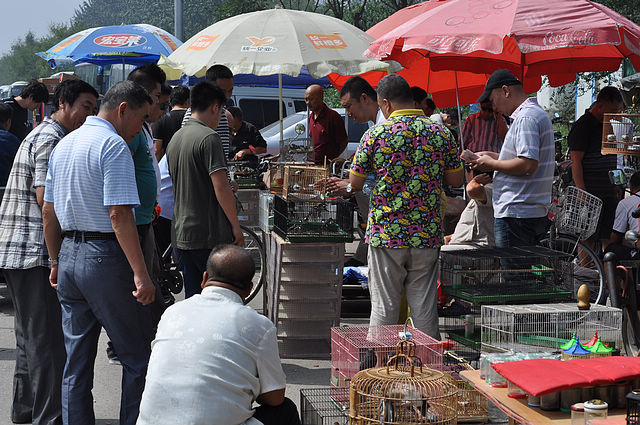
[
  {"xmin": 240, "ymin": 225, "xmax": 266, "ymax": 305},
  {"xmin": 539, "ymin": 233, "xmax": 605, "ymax": 304}
]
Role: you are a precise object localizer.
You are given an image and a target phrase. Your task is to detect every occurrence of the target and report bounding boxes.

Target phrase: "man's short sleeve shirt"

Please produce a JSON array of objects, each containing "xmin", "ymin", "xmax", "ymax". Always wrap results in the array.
[
  {"xmin": 166, "ymin": 118, "xmax": 232, "ymax": 250},
  {"xmin": 0, "ymin": 117, "xmax": 66, "ymax": 269},
  {"xmin": 4, "ymin": 97, "xmax": 30, "ymax": 141},
  {"xmin": 350, "ymin": 109, "xmax": 462, "ymax": 249},
  {"xmin": 44, "ymin": 116, "xmax": 139, "ymax": 232},
  {"xmin": 128, "ymin": 128, "xmax": 158, "ymax": 225},
  {"xmin": 568, "ymin": 109, "xmax": 617, "ymax": 197},
  {"xmin": 492, "ymin": 98, "xmax": 555, "ymax": 219},
  {"xmin": 309, "ymin": 104, "xmax": 348, "ymax": 163}
]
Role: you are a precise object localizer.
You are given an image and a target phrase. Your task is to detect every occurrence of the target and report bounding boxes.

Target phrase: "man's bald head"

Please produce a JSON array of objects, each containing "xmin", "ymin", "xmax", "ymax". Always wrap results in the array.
[
  {"xmin": 205, "ymin": 245, "xmax": 255, "ymax": 292},
  {"xmin": 305, "ymin": 84, "xmax": 325, "ymax": 114}
]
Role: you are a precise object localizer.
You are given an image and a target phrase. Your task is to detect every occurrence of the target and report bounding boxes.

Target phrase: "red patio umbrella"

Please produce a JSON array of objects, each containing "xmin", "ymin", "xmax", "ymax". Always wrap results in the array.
[
  {"xmin": 365, "ymin": 0, "xmax": 640, "ymax": 81},
  {"xmin": 330, "ymin": 0, "xmax": 573, "ymax": 108}
]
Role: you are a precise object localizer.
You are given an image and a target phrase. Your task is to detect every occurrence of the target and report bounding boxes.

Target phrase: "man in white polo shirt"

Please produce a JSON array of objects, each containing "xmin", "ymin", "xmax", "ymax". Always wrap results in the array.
[
  {"xmin": 472, "ymin": 69, "xmax": 554, "ymax": 248},
  {"xmin": 137, "ymin": 245, "xmax": 300, "ymax": 425}
]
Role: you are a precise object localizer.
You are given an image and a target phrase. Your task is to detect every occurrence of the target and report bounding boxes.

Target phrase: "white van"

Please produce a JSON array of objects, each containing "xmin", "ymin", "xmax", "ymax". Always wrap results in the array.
[{"xmin": 229, "ymin": 86, "xmax": 307, "ymax": 130}]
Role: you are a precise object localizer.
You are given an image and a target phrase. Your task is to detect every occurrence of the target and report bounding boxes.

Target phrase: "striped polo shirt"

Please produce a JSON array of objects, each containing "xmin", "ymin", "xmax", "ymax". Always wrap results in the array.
[
  {"xmin": 44, "ymin": 116, "xmax": 140, "ymax": 232},
  {"xmin": 493, "ymin": 97, "xmax": 555, "ymax": 219}
]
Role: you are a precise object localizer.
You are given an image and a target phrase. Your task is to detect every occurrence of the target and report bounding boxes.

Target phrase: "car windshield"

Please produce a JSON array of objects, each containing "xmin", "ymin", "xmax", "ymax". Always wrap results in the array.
[{"xmin": 260, "ymin": 112, "xmax": 308, "ymax": 136}]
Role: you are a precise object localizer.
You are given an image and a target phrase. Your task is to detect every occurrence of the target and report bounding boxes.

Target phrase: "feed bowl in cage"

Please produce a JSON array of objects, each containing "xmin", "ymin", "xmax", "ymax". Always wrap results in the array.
[{"xmin": 349, "ymin": 342, "xmax": 458, "ymax": 424}]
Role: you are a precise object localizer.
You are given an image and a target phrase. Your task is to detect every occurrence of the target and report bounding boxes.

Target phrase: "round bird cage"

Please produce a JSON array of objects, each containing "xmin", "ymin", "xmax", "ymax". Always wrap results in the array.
[{"xmin": 349, "ymin": 340, "xmax": 458, "ymax": 424}]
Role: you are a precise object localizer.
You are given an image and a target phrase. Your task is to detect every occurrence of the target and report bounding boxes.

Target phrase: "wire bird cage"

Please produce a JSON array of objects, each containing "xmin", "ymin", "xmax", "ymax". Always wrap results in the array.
[
  {"xmin": 555, "ymin": 186, "xmax": 603, "ymax": 239},
  {"xmin": 349, "ymin": 340, "xmax": 458, "ymax": 425},
  {"xmin": 331, "ymin": 325, "xmax": 443, "ymax": 388},
  {"xmin": 300, "ymin": 387, "xmax": 350, "ymax": 425},
  {"xmin": 273, "ymin": 194, "xmax": 354, "ymax": 242},
  {"xmin": 439, "ymin": 246, "xmax": 574, "ymax": 305},
  {"xmin": 283, "ymin": 164, "xmax": 328, "ymax": 201},
  {"xmin": 281, "ymin": 137, "xmax": 314, "ymax": 162},
  {"xmin": 480, "ymin": 303, "xmax": 623, "ymax": 354}
]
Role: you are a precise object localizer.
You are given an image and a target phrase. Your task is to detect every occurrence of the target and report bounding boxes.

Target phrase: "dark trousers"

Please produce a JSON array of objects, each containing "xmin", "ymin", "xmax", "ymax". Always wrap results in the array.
[
  {"xmin": 254, "ymin": 397, "xmax": 301, "ymax": 425},
  {"xmin": 4, "ymin": 267, "xmax": 65, "ymax": 425},
  {"xmin": 494, "ymin": 216, "xmax": 550, "ymax": 248},
  {"xmin": 57, "ymin": 238, "xmax": 153, "ymax": 425},
  {"xmin": 174, "ymin": 248, "xmax": 211, "ymax": 298}
]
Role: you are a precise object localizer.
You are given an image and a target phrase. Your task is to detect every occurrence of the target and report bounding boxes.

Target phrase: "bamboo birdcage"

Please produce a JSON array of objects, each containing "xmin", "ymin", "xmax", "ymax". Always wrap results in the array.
[
  {"xmin": 283, "ymin": 164, "xmax": 328, "ymax": 201},
  {"xmin": 349, "ymin": 340, "xmax": 458, "ymax": 425}
]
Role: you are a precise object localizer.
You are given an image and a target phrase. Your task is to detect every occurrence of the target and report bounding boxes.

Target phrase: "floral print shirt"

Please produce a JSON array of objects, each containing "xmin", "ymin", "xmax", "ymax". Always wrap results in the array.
[{"xmin": 350, "ymin": 109, "xmax": 462, "ymax": 249}]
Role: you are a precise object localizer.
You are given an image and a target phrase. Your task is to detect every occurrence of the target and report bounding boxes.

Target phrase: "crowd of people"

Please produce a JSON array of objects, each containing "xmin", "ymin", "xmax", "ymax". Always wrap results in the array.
[{"xmin": 0, "ymin": 60, "xmax": 635, "ymax": 425}]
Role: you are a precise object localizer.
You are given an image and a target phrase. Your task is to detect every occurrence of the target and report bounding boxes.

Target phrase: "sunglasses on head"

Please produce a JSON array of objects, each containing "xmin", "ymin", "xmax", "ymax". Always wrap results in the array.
[{"xmin": 481, "ymin": 106, "xmax": 493, "ymax": 112}]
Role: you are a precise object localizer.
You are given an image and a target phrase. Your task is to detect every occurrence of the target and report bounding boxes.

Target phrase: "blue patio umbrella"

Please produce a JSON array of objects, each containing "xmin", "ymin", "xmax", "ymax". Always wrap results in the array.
[{"xmin": 36, "ymin": 24, "xmax": 182, "ymax": 69}]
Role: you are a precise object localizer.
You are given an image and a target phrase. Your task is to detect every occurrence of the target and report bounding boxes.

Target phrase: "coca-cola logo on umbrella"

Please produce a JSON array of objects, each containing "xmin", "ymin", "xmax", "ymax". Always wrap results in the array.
[{"xmin": 94, "ymin": 34, "xmax": 147, "ymax": 48}]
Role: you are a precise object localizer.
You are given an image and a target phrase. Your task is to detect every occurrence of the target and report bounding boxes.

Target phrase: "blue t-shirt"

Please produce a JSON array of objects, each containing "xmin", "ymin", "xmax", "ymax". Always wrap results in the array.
[
  {"xmin": 0, "ymin": 129, "xmax": 21, "ymax": 186},
  {"xmin": 128, "ymin": 127, "xmax": 157, "ymax": 225}
]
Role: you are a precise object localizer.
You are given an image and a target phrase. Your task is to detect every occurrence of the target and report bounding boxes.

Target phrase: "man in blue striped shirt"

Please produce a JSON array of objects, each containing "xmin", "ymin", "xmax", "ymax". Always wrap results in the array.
[
  {"xmin": 42, "ymin": 81, "xmax": 155, "ymax": 425},
  {"xmin": 473, "ymin": 69, "xmax": 554, "ymax": 248}
]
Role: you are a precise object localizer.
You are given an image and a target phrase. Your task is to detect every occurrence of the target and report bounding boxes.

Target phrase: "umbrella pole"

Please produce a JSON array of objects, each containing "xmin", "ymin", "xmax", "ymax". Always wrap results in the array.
[
  {"xmin": 279, "ymin": 73, "xmax": 284, "ymax": 159},
  {"xmin": 122, "ymin": 58, "xmax": 125, "ymax": 83},
  {"xmin": 454, "ymin": 71, "xmax": 466, "ymax": 201},
  {"xmin": 454, "ymin": 71, "xmax": 464, "ymax": 151}
]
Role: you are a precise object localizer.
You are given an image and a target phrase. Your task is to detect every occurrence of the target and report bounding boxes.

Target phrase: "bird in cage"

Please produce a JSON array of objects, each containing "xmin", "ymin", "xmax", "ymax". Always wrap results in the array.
[{"xmin": 379, "ymin": 382, "xmax": 432, "ymax": 424}]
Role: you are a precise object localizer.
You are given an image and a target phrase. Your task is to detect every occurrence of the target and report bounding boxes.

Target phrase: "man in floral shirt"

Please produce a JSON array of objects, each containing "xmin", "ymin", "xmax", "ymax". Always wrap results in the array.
[{"xmin": 350, "ymin": 75, "xmax": 463, "ymax": 338}]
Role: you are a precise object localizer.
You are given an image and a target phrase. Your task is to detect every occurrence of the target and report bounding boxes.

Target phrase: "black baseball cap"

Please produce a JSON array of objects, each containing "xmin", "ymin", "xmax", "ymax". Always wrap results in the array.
[{"xmin": 477, "ymin": 69, "xmax": 522, "ymax": 103}]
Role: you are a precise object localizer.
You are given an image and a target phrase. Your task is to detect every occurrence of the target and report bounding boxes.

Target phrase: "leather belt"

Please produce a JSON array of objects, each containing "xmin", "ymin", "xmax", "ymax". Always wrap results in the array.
[{"xmin": 63, "ymin": 231, "xmax": 117, "ymax": 242}]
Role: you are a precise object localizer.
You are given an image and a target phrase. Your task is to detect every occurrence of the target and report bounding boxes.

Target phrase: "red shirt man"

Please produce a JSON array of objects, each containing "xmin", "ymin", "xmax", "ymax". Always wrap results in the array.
[{"xmin": 305, "ymin": 84, "xmax": 348, "ymax": 164}]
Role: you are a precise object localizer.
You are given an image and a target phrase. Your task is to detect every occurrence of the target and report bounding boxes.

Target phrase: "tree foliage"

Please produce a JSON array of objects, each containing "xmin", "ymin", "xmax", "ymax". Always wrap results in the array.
[{"xmin": 0, "ymin": 0, "xmax": 638, "ymax": 85}]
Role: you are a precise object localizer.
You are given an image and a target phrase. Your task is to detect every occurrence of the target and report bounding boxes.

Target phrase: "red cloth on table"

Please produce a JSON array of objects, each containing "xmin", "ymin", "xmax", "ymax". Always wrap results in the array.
[{"xmin": 492, "ymin": 357, "xmax": 640, "ymax": 397}]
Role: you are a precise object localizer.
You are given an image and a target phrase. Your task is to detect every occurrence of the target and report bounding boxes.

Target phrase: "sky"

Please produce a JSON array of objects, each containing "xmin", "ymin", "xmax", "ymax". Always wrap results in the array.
[{"xmin": 1, "ymin": 0, "xmax": 87, "ymax": 57}]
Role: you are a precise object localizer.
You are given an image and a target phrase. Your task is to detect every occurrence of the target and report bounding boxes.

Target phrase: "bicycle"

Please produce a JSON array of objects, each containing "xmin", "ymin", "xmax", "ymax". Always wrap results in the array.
[{"xmin": 538, "ymin": 160, "xmax": 606, "ymax": 304}]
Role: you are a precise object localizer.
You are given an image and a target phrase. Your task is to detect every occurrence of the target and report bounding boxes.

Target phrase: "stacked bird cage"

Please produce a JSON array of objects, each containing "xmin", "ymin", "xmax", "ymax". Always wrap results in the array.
[
  {"xmin": 440, "ymin": 246, "xmax": 574, "ymax": 305},
  {"xmin": 283, "ymin": 164, "xmax": 328, "ymax": 201},
  {"xmin": 300, "ymin": 386, "xmax": 349, "ymax": 425},
  {"xmin": 349, "ymin": 340, "xmax": 458, "ymax": 424},
  {"xmin": 273, "ymin": 194, "xmax": 354, "ymax": 242},
  {"xmin": 480, "ymin": 303, "xmax": 623, "ymax": 354},
  {"xmin": 330, "ymin": 325, "xmax": 443, "ymax": 388},
  {"xmin": 601, "ymin": 113, "xmax": 640, "ymax": 156}
]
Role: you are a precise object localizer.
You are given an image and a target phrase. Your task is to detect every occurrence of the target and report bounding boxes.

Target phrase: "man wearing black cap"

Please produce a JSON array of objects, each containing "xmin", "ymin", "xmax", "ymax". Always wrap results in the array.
[{"xmin": 471, "ymin": 69, "xmax": 554, "ymax": 248}]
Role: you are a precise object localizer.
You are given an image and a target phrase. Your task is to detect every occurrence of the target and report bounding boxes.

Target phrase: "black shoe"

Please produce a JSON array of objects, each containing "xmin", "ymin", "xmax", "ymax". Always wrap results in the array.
[{"xmin": 106, "ymin": 341, "xmax": 121, "ymax": 365}]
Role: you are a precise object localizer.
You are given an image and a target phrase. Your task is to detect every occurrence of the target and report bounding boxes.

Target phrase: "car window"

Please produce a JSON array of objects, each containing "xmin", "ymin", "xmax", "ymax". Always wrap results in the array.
[
  {"xmin": 294, "ymin": 100, "xmax": 307, "ymax": 112},
  {"xmin": 239, "ymin": 99, "xmax": 286, "ymax": 129},
  {"xmin": 260, "ymin": 112, "xmax": 307, "ymax": 135}
]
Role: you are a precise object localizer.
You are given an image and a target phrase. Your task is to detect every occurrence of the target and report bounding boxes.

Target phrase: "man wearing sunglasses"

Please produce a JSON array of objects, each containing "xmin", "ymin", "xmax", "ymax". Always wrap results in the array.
[{"xmin": 462, "ymin": 101, "xmax": 508, "ymax": 153}]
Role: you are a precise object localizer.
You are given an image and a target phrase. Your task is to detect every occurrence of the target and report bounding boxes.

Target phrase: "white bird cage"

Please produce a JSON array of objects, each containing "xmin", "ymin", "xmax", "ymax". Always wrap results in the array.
[{"xmin": 480, "ymin": 303, "xmax": 622, "ymax": 354}]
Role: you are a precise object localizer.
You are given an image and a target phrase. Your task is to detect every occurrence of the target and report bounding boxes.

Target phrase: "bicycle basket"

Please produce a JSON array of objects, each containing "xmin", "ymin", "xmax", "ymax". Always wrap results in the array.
[{"xmin": 556, "ymin": 186, "xmax": 603, "ymax": 239}]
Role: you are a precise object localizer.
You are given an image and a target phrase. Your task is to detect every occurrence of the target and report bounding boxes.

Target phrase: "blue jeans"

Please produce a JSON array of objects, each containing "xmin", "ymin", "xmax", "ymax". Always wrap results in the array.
[
  {"xmin": 174, "ymin": 248, "xmax": 211, "ymax": 298},
  {"xmin": 57, "ymin": 238, "xmax": 153, "ymax": 425},
  {"xmin": 494, "ymin": 216, "xmax": 550, "ymax": 248}
]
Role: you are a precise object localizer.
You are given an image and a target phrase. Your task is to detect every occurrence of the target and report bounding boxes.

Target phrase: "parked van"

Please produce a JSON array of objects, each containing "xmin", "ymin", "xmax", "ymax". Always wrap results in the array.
[{"xmin": 228, "ymin": 86, "xmax": 307, "ymax": 130}]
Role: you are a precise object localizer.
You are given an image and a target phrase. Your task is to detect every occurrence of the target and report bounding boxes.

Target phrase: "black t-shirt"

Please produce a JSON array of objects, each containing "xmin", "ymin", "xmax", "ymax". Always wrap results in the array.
[
  {"xmin": 568, "ymin": 109, "xmax": 616, "ymax": 197},
  {"xmin": 229, "ymin": 121, "xmax": 267, "ymax": 158},
  {"xmin": 3, "ymin": 98, "xmax": 30, "ymax": 141},
  {"xmin": 152, "ymin": 109, "xmax": 187, "ymax": 151}
]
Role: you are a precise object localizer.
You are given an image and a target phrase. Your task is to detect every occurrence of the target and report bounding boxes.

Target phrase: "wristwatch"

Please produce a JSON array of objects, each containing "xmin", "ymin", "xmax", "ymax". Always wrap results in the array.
[
  {"xmin": 346, "ymin": 183, "xmax": 353, "ymax": 194},
  {"xmin": 48, "ymin": 257, "xmax": 59, "ymax": 266}
]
